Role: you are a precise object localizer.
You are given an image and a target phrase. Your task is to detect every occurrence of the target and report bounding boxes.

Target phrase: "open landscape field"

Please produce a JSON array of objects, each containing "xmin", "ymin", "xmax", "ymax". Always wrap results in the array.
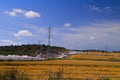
[
  {"xmin": 1, "ymin": 0, "xmax": 120, "ymax": 80},
  {"xmin": 0, "ymin": 52, "xmax": 120, "ymax": 80}
]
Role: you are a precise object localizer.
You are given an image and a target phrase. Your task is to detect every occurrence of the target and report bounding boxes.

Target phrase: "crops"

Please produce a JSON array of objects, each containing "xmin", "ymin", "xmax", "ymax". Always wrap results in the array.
[
  {"xmin": 67, "ymin": 52, "xmax": 120, "ymax": 61},
  {"xmin": 0, "ymin": 52, "xmax": 120, "ymax": 80}
]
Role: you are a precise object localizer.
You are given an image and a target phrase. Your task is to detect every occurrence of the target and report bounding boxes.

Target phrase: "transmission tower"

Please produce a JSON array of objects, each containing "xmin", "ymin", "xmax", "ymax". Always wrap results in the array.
[{"xmin": 46, "ymin": 27, "xmax": 51, "ymax": 58}]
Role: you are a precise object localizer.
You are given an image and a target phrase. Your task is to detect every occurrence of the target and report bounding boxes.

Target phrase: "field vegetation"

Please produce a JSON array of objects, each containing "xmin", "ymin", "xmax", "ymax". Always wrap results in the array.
[
  {"xmin": 0, "ymin": 52, "xmax": 120, "ymax": 80},
  {"xmin": 67, "ymin": 52, "xmax": 120, "ymax": 61}
]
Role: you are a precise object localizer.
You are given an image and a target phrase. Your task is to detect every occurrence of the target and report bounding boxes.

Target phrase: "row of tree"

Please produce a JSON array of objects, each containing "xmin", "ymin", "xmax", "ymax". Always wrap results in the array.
[{"xmin": 0, "ymin": 44, "xmax": 68, "ymax": 56}]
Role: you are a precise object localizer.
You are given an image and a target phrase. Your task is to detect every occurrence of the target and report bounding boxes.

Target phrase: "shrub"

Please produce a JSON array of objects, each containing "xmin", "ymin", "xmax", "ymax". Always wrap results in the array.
[
  {"xmin": 48, "ymin": 68, "xmax": 64, "ymax": 80},
  {"xmin": 98, "ymin": 76, "xmax": 110, "ymax": 80},
  {"xmin": 0, "ymin": 68, "xmax": 30, "ymax": 80}
]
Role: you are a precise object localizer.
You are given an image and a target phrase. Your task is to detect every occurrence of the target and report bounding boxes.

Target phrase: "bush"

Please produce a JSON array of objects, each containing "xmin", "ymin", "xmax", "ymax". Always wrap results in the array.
[
  {"xmin": 48, "ymin": 68, "xmax": 64, "ymax": 80},
  {"xmin": 0, "ymin": 68, "xmax": 30, "ymax": 80},
  {"xmin": 98, "ymin": 76, "xmax": 110, "ymax": 80}
]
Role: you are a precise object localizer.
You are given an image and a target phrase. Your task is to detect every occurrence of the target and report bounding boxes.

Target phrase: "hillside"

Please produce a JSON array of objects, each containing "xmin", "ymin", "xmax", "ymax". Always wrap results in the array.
[{"xmin": 0, "ymin": 44, "xmax": 68, "ymax": 56}]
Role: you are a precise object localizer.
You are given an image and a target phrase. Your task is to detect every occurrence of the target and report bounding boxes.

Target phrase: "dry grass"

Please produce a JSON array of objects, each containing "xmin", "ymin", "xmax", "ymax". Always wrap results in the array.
[
  {"xmin": 0, "ymin": 52, "xmax": 120, "ymax": 80},
  {"xmin": 67, "ymin": 52, "xmax": 120, "ymax": 61}
]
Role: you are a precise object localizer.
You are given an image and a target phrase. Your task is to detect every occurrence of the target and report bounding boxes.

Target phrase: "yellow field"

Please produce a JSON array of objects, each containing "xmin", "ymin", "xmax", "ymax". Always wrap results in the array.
[
  {"xmin": 0, "ymin": 52, "xmax": 120, "ymax": 80},
  {"xmin": 67, "ymin": 52, "xmax": 120, "ymax": 61}
]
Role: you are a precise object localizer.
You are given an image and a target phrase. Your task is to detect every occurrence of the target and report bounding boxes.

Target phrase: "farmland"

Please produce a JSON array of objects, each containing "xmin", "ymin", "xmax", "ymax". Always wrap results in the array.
[{"xmin": 0, "ymin": 52, "xmax": 120, "ymax": 80}]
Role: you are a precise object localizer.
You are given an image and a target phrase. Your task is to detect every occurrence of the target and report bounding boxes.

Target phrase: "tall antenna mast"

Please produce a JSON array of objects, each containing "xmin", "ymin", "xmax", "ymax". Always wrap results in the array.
[{"xmin": 46, "ymin": 27, "xmax": 51, "ymax": 57}]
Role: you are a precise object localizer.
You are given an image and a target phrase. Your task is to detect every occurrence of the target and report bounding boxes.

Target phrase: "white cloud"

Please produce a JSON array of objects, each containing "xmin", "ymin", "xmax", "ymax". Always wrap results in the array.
[
  {"xmin": 89, "ymin": 5, "xmax": 101, "ymax": 12},
  {"xmin": 14, "ymin": 30, "xmax": 33, "ymax": 38},
  {"xmin": 89, "ymin": 5, "xmax": 112, "ymax": 12},
  {"xmin": 24, "ymin": 11, "xmax": 40, "ymax": 18},
  {"xmin": 0, "ymin": 40, "xmax": 22, "ymax": 45},
  {"xmin": 104, "ymin": 6, "xmax": 111, "ymax": 11},
  {"xmin": 13, "ymin": 8, "xmax": 24, "ymax": 13},
  {"xmin": 64, "ymin": 23, "xmax": 71, "ymax": 27},
  {"xmin": 89, "ymin": 37, "xmax": 95, "ymax": 40},
  {"xmin": 5, "ymin": 8, "xmax": 40, "ymax": 18},
  {"xmin": 8, "ymin": 11, "xmax": 16, "ymax": 16}
]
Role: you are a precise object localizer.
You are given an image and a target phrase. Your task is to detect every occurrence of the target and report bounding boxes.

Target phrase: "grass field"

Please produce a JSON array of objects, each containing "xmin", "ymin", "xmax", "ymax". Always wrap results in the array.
[{"xmin": 0, "ymin": 52, "xmax": 120, "ymax": 80}]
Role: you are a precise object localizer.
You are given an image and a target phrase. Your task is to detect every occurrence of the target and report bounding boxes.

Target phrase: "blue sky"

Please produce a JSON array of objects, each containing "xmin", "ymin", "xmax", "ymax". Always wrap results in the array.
[{"xmin": 0, "ymin": 0, "xmax": 120, "ymax": 51}]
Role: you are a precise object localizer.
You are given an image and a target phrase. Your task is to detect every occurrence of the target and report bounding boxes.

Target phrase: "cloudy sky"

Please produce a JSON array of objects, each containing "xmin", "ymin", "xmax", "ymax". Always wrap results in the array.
[{"xmin": 0, "ymin": 0, "xmax": 120, "ymax": 51}]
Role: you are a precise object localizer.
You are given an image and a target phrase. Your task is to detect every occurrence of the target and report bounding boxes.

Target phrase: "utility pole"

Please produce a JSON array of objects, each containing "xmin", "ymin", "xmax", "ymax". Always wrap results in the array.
[
  {"xmin": 104, "ymin": 45, "xmax": 108, "ymax": 55},
  {"xmin": 38, "ymin": 40, "xmax": 42, "ymax": 56},
  {"xmin": 105, "ymin": 46, "xmax": 107, "ymax": 53}
]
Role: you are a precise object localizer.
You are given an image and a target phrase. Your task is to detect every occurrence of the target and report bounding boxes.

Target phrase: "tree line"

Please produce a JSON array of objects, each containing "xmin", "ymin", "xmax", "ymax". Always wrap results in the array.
[{"xmin": 0, "ymin": 44, "xmax": 68, "ymax": 56}]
